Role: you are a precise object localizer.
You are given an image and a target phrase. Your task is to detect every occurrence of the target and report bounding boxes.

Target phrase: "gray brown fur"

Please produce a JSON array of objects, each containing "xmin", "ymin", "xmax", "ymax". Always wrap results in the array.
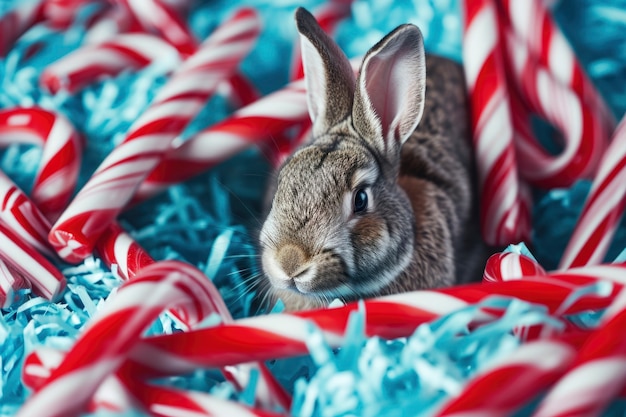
[
  {"xmin": 392, "ymin": 54, "xmax": 484, "ymax": 291},
  {"xmin": 258, "ymin": 8, "xmax": 490, "ymax": 311}
]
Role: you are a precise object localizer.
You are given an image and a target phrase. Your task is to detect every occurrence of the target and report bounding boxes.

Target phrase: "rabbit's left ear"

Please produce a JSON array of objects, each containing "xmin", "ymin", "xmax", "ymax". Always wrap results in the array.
[
  {"xmin": 352, "ymin": 24, "xmax": 426, "ymax": 158},
  {"xmin": 295, "ymin": 7, "xmax": 355, "ymax": 136}
]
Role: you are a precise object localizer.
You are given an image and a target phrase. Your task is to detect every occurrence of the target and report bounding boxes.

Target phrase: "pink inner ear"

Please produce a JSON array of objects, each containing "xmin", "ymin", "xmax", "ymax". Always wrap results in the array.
[{"xmin": 365, "ymin": 52, "xmax": 410, "ymax": 141}]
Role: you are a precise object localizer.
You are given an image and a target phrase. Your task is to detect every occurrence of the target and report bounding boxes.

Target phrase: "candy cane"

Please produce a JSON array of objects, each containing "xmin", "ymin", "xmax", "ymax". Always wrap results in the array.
[
  {"xmin": 16, "ymin": 261, "xmax": 219, "ymax": 417},
  {"xmin": 40, "ymin": 33, "xmax": 182, "ymax": 94},
  {"xmin": 122, "ymin": 381, "xmax": 287, "ymax": 417},
  {"xmin": 94, "ymin": 222, "xmax": 292, "ymax": 411},
  {"xmin": 134, "ymin": 78, "xmax": 309, "ymax": 202},
  {"xmin": 483, "ymin": 251, "xmax": 547, "ymax": 283},
  {"xmin": 22, "ymin": 347, "xmax": 134, "ymax": 414},
  {"xmin": 24, "ymin": 348, "xmax": 286, "ymax": 417},
  {"xmin": 49, "ymin": 8, "xmax": 261, "ymax": 263},
  {"xmin": 219, "ymin": 71, "xmax": 260, "ymax": 109},
  {"xmin": 504, "ymin": 31, "xmax": 609, "ymax": 188},
  {"xmin": 106, "ymin": 273, "xmax": 619, "ymax": 381},
  {"xmin": 29, "ymin": 225, "xmax": 293, "ymax": 413},
  {"xmin": 81, "ymin": 4, "xmax": 139, "ymax": 45},
  {"xmin": 22, "ymin": 347, "xmax": 60, "ymax": 391},
  {"xmin": 41, "ymin": 3, "xmax": 259, "ymax": 107},
  {"xmin": 96, "ymin": 222, "xmax": 153, "ymax": 281},
  {"xmin": 0, "ymin": 259, "xmax": 27, "ymax": 308},
  {"xmin": 20, "ymin": 282, "xmax": 554, "ymax": 383},
  {"xmin": 499, "ymin": 0, "xmax": 614, "ymax": 130},
  {"xmin": 507, "ymin": 86, "xmax": 557, "ymax": 188},
  {"xmin": 559, "ymin": 115, "xmax": 626, "ymax": 269},
  {"xmin": 532, "ymin": 292, "xmax": 626, "ymax": 416},
  {"xmin": 0, "ymin": 107, "xmax": 80, "ymax": 300},
  {"xmin": 462, "ymin": 0, "xmax": 532, "ymax": 246},
  {"xmin": 437, "ymin": 338, "xmax": 578, "ymax": 416},
  {"xmin": 21, "ymin": 267, "xmax": 618, "ymax": 412},
  {"xmin": 0, "ymin": 170, "xmax": 54, "ymax": 257},
  {"xmin": 0, "ymin": 107, "xmax": 83, "ymax": 221},
  {"xmin": 113, "ymin": 0, "xmax": 197, "ymax": 56},
  {"xmin": 0, "ymin": 0, "xmax": 45, "ymax": 56},
  {"xmin": 0, "ymin": 220, "xmax": 65, "ymax": 300}
]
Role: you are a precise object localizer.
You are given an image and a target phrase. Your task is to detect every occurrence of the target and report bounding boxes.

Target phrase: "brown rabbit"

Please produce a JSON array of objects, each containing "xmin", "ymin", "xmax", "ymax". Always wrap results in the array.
[{"xmin": 258, "ymin": 7, "xmax": 490, "ymax": 311}]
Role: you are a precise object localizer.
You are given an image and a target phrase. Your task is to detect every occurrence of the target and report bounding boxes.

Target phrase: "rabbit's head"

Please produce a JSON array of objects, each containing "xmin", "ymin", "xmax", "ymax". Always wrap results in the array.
[{"xmin": 259, "ymin": 7, "xmax": 426, "ymax": 308}]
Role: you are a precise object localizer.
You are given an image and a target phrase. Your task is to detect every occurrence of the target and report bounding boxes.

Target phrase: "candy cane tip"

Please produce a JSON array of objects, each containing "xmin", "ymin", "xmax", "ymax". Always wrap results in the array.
[{"xmin": 48, "ymin": 230, "xmax": 93, "ymax": 263}]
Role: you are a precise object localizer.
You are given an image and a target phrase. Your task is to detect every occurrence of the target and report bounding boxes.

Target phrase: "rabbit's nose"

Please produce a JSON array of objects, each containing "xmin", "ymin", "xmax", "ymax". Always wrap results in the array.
[{"xmin": 277, "ymin": 244, "xmax": 307, "ymax": 277}]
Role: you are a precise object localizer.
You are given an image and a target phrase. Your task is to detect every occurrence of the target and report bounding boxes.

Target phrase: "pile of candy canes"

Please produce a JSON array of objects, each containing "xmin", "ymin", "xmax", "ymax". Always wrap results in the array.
[{"xmin": 0, "ymin": 0, "xmax": 625, "ymax": 415}]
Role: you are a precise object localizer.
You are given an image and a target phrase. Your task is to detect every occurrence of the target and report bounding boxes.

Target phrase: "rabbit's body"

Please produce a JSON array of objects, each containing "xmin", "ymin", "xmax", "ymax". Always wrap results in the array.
[
  {"xmin": 391, "ymin": 54, "xmax": 484, "ymax": 294},
  {"xmin": 258, "ymin": 8, "xmax": 489, "ymax": 311}
]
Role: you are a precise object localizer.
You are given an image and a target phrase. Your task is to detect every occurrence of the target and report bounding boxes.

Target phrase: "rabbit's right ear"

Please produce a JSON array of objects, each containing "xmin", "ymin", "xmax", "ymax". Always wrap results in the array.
[
  {"xmin": 295, "ymin": 7, "xmax": 355, "ymax": 136},
  {"xmin": 352, "ymin": 24, "xmax": 426, "ymax": 162}
]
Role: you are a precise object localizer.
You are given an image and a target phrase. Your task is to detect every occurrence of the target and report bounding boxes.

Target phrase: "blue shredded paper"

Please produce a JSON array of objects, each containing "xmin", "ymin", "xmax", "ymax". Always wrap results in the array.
[{"xmin": 1, "ymin": 0, "xmax": 626, "ymax": 416}]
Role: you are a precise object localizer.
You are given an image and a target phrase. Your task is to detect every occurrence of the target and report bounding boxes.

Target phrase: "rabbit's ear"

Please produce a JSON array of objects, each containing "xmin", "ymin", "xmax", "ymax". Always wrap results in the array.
[
  {"xmin": 352, "ymin": 24, "xmax": 426, "ymax": 159},
  {"xmin": 295, "ymin": 7, "xmax": 355, "ymax": 136}
]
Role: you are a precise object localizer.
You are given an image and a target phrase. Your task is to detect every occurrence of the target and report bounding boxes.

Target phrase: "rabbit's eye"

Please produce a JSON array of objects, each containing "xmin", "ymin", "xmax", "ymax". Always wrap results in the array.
[{"xmin": 353, "ymin": 188, "xmax": 368, "ymax": 213}]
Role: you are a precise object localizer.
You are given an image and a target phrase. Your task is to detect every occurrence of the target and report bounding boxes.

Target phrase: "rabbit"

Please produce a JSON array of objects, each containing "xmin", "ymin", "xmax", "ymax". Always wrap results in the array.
[{"xmin": 257, "ymin": 7, "xmax": 491, "ymax": 311}]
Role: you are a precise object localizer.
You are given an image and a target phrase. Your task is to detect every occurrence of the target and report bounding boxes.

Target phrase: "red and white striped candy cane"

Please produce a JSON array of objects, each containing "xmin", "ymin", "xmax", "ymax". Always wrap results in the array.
[
  {"xmin": 437, "ymin": 338, "xmax": 578, "ymax": 416},
  {"xmin": 49, "ymin": 8, "xmax": 261, "ymax": 263},
  {"xmin": 507, "ymin": 85, "xmax": 558, "ymax": 188},
  {"xmin": 41, "ymin": 0, "xmax": 258, "ymax": 110},
  {"xmin": 0, "ymin": 170, "xmax": 53, "ymax": 256},
  {"xmin": 16, "ymin": 261, "xmax": 219, "ymax": 417},
  {"xmin": 22, "ymin": 347, "xmax": 134, "ymax": 414},
  {"xmin": 0, "ymin": 220, "xmax": 65, "ymax": 300},
  {"xmin": 23, "ymin": 283, "xmax": 601, "ymax": 417},
  {"xmin": 499, "ymin": 0, "xmax": 614, "ymax": 131},
  {"xmin": 23, "ymin": 347, "xmax": 61, "ymax": 391},
  {"xmin": 24, "ymin": 348, "xmax": 286, "ymax": 417},
  {"xmin": 462, "ymin": 0, "xmax": 532, "ymax": 246},
  {"xmin": 123, "ymin": 268, "xmax": 622, "ymax": 413},
  {"xmin": 532, "ymin": 291, "xmax": 626, "ymax": 416},
  {"xmin": 40, "ymin": 33, "xmax": 182, "ymax": 94},
  {"xmin": 117, "ymin": 284, "xmax": 513, "ymax": 378},
  {"xmin": 483, "ymin": 251, "xmax": 547, "ymax": 283},
  {"xmin": 96, "ymin": 222, "xmax": 153, "ymax": 281},
  {"xmin": 219, "ymin": 71, "xmax": 261, "ymax": 109},
  {"xmin": 22, "ymin": 268, "xmax": 617, "ymax": 393},
  {"xmin": 21, "ymin": 249, "xmax": 291, "ymax": 413},
  {"xmin": 0, "ymin": 0, "xmax": 44, "ymax": 56},
  {"xmin": 113, "ymin": 273, "xmax": 619, "ymax": 380},
  {"xmin": 24, "ymin": 265, "xmax": 616, "ymax": 408},
  {"xmin": 505, "ymin": 31, "xmax": 609, "ymax": 188},
  {"xmin": 134, "ymin": 78, "xmax": 309, "ymax": 202},
  {"xmin": 94, "ymin": 223, "xmax": 292, "ymax": 411},
  {"xmin": 559, "ymin": 114, "xmax": 626, "ymax": 269},
  {"xmin": 122, "ymin": 381, "xmax": 287, "ymax": 417},
  {"xmin": 81, "ymin": 4, "xmax": 139, "ymax": 45},
  {"xmin": 0, "ymin": 107, "xmax": 83, "ymax": 221},
  {"xmin": 483, "ymin": 250, "xmax": 563, "ymax": 341},
  {"xmin": 0, "ymin": 259, "xmax": 27, "ymax": 308},
  {"xmin": 95, "ymin": 222, "xmax": 201, "ymax": 329},
  {"xmin": 95, "ymin": 290, "xmax": 486, "ymax": 381},
  {"xmin": 113, "ymin": 0, "xmax": 197, "ymax": 56}
]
